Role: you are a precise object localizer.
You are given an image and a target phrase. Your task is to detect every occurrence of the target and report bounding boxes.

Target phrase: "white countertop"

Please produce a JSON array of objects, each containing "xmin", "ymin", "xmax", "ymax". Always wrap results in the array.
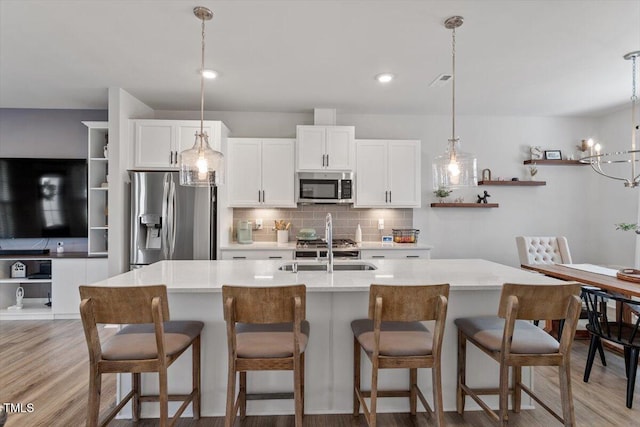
[
  {"xmin": 220, "ymin": 241, "xmax": 433, "ymax": 251},
  {"xmin": 93, "ymin": 258, "xmax": 560, "ymax": 293}
]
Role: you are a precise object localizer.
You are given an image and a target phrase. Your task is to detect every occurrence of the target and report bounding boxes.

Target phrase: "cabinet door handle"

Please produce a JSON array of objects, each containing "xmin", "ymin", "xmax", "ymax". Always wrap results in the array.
[
  {"xmin": 170, "ymin": 151, "xmax": 173, "ymax": 165},
  {"xmin": 385, "ymin": 191, "xmax": 388, "ymax": 203},
  {"xmin": 372, "ymin": 255, "xmax": 385, "ymax": 259},
  {"xmin": 258, "ymin": 190, "xmax": 261, "ymax": 203},
  {"xmin": 262, "ymin": 190, "xmax": 265, "ymax": 203},
  {"xmin": 326, "ymin": 154, "xmax": 329, "ymax": 167},
  {"xmin": 232, "ymin": 256, "xmax": 247, "ymax": 259},
  {"xmin": 269, "ymin": 256, "xmax": 283, "ymax": 259},
  {"xmin": 322, "ymin": 154, "xmax": 325, "ymax": 167},
  {"xmin": 406, "ymin": 255, "xmax": 420, "ymax": 258},
  {"xmin": 389, "ymin": 191, "xmax": 391, "ymax": 203}
]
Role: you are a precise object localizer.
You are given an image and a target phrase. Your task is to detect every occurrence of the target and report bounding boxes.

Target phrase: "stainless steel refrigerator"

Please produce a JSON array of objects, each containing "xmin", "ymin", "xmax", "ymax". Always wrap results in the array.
[{"xmin": 129, "ymin": 171, "xmax": 216, "ymax": 269}]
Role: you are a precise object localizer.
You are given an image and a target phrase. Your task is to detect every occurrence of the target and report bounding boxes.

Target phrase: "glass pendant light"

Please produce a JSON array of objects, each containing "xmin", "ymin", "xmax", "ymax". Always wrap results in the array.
[
  {"xmin": 179, "ymin": 6, "xmax": 224, "ymax": 187},
  {"xmin": 432, "ymin": 16, "xmax": 477, "ymax": 190}
]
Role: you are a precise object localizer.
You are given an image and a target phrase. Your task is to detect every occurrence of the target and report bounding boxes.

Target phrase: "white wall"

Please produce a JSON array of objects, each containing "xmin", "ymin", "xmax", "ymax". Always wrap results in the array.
[
  {"xmin": 108, "ymin": 88, "xmax": 154, "ymax": 275},
  {"xmin": 589, "ymin": 106, "xmax": 638, "ymax": 268}
]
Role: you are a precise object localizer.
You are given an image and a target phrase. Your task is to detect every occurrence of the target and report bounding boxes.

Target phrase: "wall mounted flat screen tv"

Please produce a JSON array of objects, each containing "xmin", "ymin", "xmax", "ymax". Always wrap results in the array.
[{"xmin": 0, "ymin": 158, "xmax": 88, "ymax": 238}]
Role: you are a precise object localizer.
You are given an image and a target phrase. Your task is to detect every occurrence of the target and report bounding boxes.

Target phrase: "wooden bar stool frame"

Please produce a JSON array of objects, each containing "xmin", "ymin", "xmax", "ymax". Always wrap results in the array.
[
  {"xmin": 79, "ymin": 285, "xmax": 201, "ymax": 427},
  {"xmin": 353, "ymin": 283, "xmax": 450, "ymax": 427},
  {"xmin": 456, "ymin": 283, "xmax": 582, "ymax": 427},
  {"xmin": 223, "ymin": 284, "xmax": 307, "ymax": 427}
]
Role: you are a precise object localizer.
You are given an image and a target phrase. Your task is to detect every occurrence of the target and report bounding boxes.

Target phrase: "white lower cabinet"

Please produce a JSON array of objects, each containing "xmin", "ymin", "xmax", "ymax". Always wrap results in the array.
[
  {"xmin": 52, "ymin": 258, "xmax": 108, "ymax": 318},
  {"xmin": 0, "ymin": 257, "xmax": 108, "ymax": 320},
  {"xmin": 221, "ymin": 250, "xmax": 293, "ymax": 260},
  {"xmin": 360, "ymin": 249, "xmax": 431, "ymax": 259}
]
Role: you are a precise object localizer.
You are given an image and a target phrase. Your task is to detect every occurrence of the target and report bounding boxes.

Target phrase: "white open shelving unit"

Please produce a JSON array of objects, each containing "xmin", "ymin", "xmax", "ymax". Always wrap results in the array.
[
  {"xmin": 83, "ymin": 121, "xmax": 109, "ymax": 256},
  {"xmin": 0, "ymin": 259, "xmax": 52, "ymax": 320}
]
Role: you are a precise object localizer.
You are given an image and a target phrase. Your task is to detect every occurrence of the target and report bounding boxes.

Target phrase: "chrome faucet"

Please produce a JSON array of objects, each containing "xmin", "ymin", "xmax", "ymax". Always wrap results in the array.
[{"xmin": 325, "ymin": 213, "xmax": 333, "ymax": 273}]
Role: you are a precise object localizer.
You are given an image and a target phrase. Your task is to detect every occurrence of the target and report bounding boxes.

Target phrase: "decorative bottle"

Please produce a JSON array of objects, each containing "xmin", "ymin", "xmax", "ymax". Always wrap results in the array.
[{"xmin": 355, "ymin": 224, "xmax": 362, "ymax": 243}]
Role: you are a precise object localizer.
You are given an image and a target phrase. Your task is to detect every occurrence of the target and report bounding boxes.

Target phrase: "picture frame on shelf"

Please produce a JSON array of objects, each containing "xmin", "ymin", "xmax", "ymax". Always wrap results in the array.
[{"xmin": 544, "ymin": 150, "xmax": 562, "ymax": 160}]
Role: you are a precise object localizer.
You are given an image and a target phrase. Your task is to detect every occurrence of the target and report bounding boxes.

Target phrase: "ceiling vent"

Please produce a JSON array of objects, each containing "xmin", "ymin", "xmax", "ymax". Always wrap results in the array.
[{"xmin": 429, "ymin": 74, "xmax": 452, "ymax": 87}]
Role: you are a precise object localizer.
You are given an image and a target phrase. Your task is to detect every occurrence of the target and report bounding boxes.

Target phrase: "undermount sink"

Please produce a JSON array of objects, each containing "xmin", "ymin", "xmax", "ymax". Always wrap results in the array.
[{"xmin": 278, "ymin": 262, "xmax": 377, "ymax": 272}]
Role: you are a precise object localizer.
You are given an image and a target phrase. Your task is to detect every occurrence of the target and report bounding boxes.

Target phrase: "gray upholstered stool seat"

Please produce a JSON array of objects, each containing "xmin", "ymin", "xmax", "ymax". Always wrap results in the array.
[
  {"xmin": 351, "ymin": 319, "xmax": 433, "ymax": 356},
  {"xmin": 236, "ymin": 321, "xmax": 310, "ymax": 358},
  {"xmin": 454, "ymin": 316, "xmax": 559, "ymax": 354},
  {"xmin": 101, "ymin": 320, "xmax": 204, "ymax": 360}
]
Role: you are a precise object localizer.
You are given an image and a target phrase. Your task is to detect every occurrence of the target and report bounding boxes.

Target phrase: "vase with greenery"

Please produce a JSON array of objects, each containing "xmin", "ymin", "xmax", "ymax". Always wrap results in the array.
[{"xmin": 433, "ymin": 187, "xmax": 452, "ymax": 203}]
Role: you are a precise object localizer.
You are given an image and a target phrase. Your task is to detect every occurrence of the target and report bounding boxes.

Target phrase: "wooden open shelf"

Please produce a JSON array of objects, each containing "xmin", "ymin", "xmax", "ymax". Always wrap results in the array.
[
  {"xmin": 431, "ymin": 203, "xmax": 499, "ymax": 208},
  {"xmin": 479, "ymin": 180, "xmax": 546, "ymax": 186},
  {"xmin": 523, "ymin": 160, "xmax": 585, "ymax": 165}
]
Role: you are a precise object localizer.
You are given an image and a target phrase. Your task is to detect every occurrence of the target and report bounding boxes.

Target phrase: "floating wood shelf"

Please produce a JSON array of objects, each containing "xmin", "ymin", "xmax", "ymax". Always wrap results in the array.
[
  {"xmin": 523, "ymin": 160, "xmax": 585, "ymax": 165},
  {"xmin": 430, "ymin": 203, "xmax": 499, "ymax": 208},
  {"xmin": 478, "ymin": 180, "xmax": 546, "ymax": 186}
]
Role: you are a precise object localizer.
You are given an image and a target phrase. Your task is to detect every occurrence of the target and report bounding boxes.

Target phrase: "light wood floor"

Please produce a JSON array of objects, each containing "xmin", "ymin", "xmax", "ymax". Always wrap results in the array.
[{"xmin": 0, "ymin": 320, "xmax": 637, "ymax": 426}]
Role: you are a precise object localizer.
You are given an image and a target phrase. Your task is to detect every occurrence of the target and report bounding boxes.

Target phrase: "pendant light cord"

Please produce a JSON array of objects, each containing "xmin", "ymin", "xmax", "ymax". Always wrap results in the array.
[
  {"xmin": 451, "ymin": 25, "xmax": 456, "ymax": 143},
  {"xmin": 199, "ymin": 15, "xmax": 206, "ymax": 142}
]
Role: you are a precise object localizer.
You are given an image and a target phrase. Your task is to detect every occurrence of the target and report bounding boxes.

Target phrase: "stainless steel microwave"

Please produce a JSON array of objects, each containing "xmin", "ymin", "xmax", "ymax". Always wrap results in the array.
[{"xmin": 296, "ymin": 172, "xmax": 354, "ymax": 204}]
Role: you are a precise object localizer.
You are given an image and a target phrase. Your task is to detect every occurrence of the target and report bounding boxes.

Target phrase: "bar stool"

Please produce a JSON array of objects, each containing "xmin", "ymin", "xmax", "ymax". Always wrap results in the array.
[
  {"xmin": 79, "ymin": 285, "xmax": 203, "ymax": 427},
  {"xmin": 222, "ymin": 284, "xmax": 308, "ymax": 427},
  {"xmin": 455, "ymin": 282, "xmax": 582, "ymax": 426},
  {"xmin": 351, "ymin": 283, "xmax": 450, "ymax": 427}
]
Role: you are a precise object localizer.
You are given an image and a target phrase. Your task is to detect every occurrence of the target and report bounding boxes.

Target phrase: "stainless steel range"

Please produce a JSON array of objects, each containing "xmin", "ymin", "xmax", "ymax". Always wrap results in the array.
[{"xmin": 295, "ymin": 238, "xmax": 360, "ymax": 260}]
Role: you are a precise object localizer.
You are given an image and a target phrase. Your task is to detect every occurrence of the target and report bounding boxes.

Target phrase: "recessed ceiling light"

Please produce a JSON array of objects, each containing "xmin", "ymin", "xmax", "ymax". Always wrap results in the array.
[
  {"xmin": 201, "ymin": 69, "xmax": 218, "ymax": 79},
  {"xmin": 375, "ymin": 73, "xmax": 394, "ymax": 83}
]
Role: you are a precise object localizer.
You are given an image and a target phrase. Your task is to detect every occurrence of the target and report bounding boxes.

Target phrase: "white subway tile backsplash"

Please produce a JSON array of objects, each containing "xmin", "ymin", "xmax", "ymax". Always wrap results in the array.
[{"xmin": 233, "ymin": 206, "xmax": 413, "ymax": 242}]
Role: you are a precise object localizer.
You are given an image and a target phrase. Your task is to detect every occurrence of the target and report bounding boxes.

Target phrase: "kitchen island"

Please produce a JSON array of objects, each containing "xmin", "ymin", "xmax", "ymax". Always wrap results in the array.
[{"xmin": 90, "ymin": 258, "xmax": 564, "ymax": 419}]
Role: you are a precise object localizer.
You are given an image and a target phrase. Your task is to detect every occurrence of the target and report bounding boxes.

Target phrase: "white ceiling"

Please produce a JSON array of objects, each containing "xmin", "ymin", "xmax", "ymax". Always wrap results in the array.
[{"xmin": 1, "ymin": 0, "xmax": 638, "ymax": 117}]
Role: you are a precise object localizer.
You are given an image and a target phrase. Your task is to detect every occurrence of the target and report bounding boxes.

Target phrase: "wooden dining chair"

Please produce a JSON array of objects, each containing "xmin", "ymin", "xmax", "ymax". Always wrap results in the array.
[
  {"xmin": 455, "ymin": 282, "xmax": 582, "ymax": 427},
  {"xmin": 582, "ymin": 286, "xmax": 640, "ymax": 408},
  {"xmin": 222, "ymin": 284, "xmax": 308, "ymax": 427},
  {"xmin": 351, "ymin": 283, "xmax": 450, "ymax": 427},
  {"xmin": 79, "ymin": 285, "xmax": 203, "ymax": 427}
]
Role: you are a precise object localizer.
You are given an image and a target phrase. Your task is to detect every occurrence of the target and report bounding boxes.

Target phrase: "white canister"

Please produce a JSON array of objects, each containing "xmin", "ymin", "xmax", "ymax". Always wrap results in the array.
[{"xmin": 277, "ymin": 230, "xmax": 289, "ymax": 245}]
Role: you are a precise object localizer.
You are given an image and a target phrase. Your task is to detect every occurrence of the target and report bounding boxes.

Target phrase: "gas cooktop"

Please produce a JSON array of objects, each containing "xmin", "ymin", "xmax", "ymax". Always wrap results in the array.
[{"xmin": 296, "ymin": 238, "xmax": 358, "ymax": 249}]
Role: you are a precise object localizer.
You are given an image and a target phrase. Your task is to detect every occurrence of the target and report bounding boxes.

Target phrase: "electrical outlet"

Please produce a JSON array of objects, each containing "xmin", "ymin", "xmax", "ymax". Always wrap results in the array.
[
  {"xmin": 378, "ymin": 218, "xmax": 384, "ymax": 230},
  {"xmin": 255, "ymin": 219, "xmax": 263, "ymax": 230}
]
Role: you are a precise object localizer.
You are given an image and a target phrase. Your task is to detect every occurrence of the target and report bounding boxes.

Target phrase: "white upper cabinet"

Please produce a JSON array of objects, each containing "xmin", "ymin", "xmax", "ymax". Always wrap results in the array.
[
  {"xmin": 355, "ymin": 139, "xmax": 421, "ymax": 208},
  {"xmin": 227, "ymin": 138, "xmax": 295, "ymax": 207},
  {"xmin": 132, "ymin": 120, "xmax": 226, "ymax": 169},
  {"xmin": 296, "ymin": 125, "xmax": 354, "ymax": 171}
]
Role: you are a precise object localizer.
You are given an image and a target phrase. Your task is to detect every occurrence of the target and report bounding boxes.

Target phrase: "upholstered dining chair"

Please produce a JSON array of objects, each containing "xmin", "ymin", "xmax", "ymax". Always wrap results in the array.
[
  {"xmin": 515, "ymin": 235, "xmax": 607, "ymax": 365},
  {"xmin": 79, "ymin": 285, "xmax": 203, "ymax": 427},
  {"xmin": 515, "ymin": 236, "xmax": 573, "ymax": 266},
  {"xmin": 222, "ymin": 284, "xmax": 308, "ymax": 427},
  {"xmin": 455, "ymin": 282, "xmax": 582, "ymax": 427},
  {"xmin": 351, "ymin": 283, "xmax": 450, "ymax": 427}
]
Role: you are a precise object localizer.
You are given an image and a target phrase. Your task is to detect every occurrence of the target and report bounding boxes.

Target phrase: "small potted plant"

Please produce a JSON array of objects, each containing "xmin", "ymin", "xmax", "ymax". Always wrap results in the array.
[
  {"xmin": 615, "ymin": 223, "xmax": 640, "ymax": 234},
  {"xmin": 433, "ymin": 187, "xmax": 452, "ymax": 203}
]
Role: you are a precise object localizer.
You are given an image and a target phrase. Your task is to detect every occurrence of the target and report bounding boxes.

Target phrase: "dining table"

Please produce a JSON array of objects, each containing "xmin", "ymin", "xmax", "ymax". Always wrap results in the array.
[
  {"xmin": 521, "ymin": 263, "xmax": 640, "ymax": 297},
  {"xmin": 521, "ymin": 263, "xmax": 640, "ymax": 349}
]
